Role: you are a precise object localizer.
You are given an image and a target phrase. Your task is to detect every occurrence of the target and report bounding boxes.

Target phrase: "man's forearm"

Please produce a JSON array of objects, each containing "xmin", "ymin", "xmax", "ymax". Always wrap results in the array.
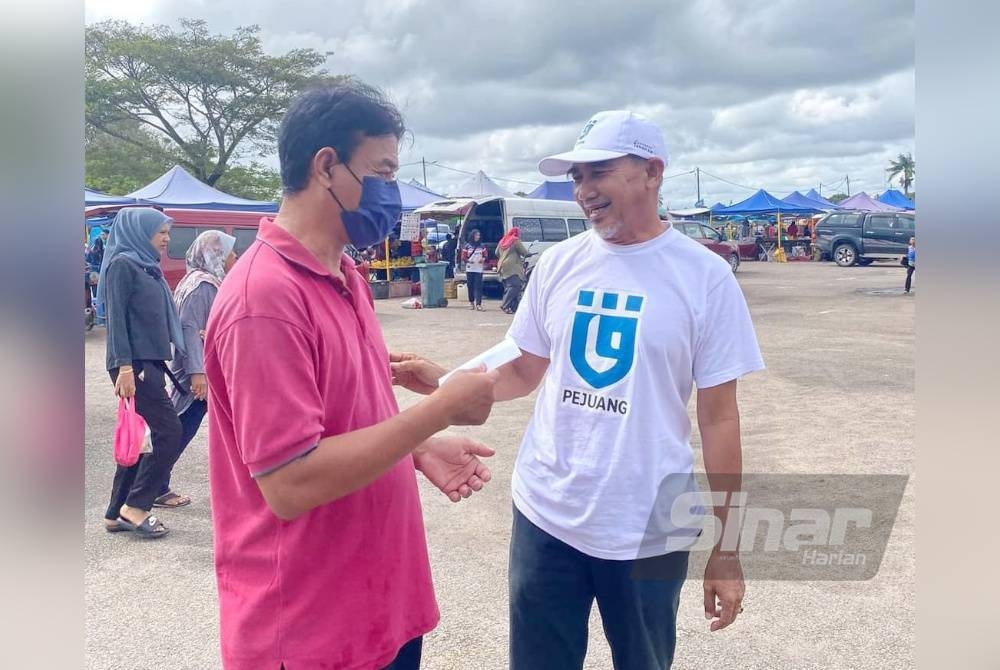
[
  {"xmin": 494, "ymin": 352, "xmax": 548, "ymax": 401},
  {"xmin": 701, "ymin": 417, "xmax": 743, "ymax": 554},
  {"xmin": 258, "ymin": 396, "xmax": 450, "ymax": 519}
]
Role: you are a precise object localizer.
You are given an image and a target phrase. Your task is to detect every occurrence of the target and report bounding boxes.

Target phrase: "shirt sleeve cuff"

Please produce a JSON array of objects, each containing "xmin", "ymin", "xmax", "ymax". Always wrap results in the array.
[
  {"xmin": 694, "ymin": 359, "xmax": 766, "ymax": 389},
  {"xmin": 248, "ymin": 439, "xmax": 321, "ymax": 478}
]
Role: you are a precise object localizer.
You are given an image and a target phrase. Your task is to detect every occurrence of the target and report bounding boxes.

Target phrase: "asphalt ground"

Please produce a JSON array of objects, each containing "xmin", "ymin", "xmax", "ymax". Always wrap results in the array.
[{"xmin": 85, "ymin": 259, "xmax": 915, "ymax": 669}]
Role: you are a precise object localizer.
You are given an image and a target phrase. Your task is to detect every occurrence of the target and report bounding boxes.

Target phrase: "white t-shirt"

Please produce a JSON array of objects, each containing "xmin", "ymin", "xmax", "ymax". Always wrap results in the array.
[
  {"xmin": 507, "ymin": 225, "xmax": 765, "ymax": 560},
  {"xmin": 464, "ymin": 243, "xmax": 487, "ymax": 273}
]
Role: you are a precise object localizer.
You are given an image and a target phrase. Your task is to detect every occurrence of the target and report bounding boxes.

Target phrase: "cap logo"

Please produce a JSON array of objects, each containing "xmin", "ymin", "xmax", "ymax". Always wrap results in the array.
[
  {"xmin": 575, "ymin": 119, "xmax": 598, "ymax": 147},
  {"xmin": 633, "ymin": 140, "xmax": 654, "ymax": 154}
]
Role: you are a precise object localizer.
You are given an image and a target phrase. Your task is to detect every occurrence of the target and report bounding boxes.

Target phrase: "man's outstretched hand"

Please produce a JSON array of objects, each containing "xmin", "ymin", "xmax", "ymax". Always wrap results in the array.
[
  {"xmin": 390, "ymin": 352, "xmax": 447, "ymax": 395},
  {"xmin": 413, "ymin": 435, "xmax": 495, "ymax": 502}
]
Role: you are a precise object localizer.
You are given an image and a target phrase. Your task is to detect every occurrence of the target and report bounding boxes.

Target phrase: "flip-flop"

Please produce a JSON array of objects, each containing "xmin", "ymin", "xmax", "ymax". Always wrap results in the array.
[
  {"xmin": 104, "ymin": 518, "xmax": 130, "ymax": 533},
  {"xmin": 118, "ymin": 514, "xmax": 169, "ymax": 538},
  {"xmin": 153, "ymin": 492, "xmax": 191, "ymax": 509}
]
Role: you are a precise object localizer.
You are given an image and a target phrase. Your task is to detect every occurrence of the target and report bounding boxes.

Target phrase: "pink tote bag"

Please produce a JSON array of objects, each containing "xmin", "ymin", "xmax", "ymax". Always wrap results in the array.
[{"xmin": 113, "ymin": 397, "xmax": 148, "ymax": 467}]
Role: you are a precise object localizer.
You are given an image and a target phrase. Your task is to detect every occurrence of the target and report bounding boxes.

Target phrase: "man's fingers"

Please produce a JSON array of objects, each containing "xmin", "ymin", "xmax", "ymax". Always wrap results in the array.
[
  {"xmin": 476, "ymin": 464, "xmax": 492, "ymax": 483},
  {"xmin": 468, "ymin": 476, "xmax": 483, "ymax": 491},
  {"xmin": 712, "ymin": 599, "xmax": 739, "ymax": 631},
  {"xmin": 703, "ymin": 588, "xmax": 717, "ymax": 619},
  {"xmin": 447, "ymin": 491, "xmax": 461, "ymax": 503},
  {"xmin": 468, "ymin": 443, "xmax": 496, "ymax": 457}
]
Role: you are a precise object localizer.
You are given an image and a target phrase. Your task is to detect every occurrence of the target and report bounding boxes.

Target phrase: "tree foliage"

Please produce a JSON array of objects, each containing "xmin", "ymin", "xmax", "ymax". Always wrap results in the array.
[
  {"xmin": 86, "ymin": 18, "xmax": 336, "ymax": 186},
  {"xmin": 886, "ymin": 152, "xmax": 915, "ymax": 195},
  {"xmin": 828, "ymin": 193, "xmax": 849, "ymax": 204},
  {"xmin": 85, "ymin": 119, "xmax": 176, "ymax": 194}
]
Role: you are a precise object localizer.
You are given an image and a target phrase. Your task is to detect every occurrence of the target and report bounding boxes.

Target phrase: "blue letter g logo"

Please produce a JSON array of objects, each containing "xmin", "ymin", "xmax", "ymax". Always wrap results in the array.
[{"xmin": 569, "ymin": 289, "xmax": 644, "ymax": 389}]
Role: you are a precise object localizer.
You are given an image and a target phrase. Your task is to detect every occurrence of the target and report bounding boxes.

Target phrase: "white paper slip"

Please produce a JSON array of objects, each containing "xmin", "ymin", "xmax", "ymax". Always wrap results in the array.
[{"xmin": 438, "ymin": 338, "xmax": 522, "ymax": 386}]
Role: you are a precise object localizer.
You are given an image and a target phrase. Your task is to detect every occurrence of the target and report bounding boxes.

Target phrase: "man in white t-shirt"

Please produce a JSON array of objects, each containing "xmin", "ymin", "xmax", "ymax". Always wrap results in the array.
[{"xmin": 492, "ymin": 110, "xmax": 765, "ymax": 669}]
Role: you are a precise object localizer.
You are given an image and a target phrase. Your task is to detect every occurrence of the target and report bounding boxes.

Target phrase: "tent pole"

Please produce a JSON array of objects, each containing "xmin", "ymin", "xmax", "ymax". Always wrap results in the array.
[{"xmin": 385, "ymin": 239, "xmax": 391, "ymax": 281}]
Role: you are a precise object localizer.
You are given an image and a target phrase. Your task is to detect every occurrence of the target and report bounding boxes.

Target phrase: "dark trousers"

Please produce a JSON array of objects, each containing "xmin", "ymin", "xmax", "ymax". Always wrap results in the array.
[
  {"xmin": 501, "ymin": 275, "xmax": 525, "ymax": 312},
  {"xmin": 467, "ymin": 271, "xmax": 484, "ymax": 305},
  {"xmin": 509, "ymin": 506, "xmax": 689, "ymax": 670},
  {"xmin": 157, "ymin": 399, "xmax": 208, "ymax": 497},
  {"xmin": 905, "ymin": 265, "xmax": 915, "ymax": 292},
  {"xmin": 104, "ymin": 362, "xmax": 184, "ymax": 519},
  {"xmin": 278, "ymin": 637, "xmax": 421, "ymax": 670}
]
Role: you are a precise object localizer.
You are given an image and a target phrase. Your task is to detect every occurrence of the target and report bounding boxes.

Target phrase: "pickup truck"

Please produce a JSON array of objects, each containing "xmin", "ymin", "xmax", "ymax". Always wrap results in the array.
[{"xmin": 814, "ymin": 210, "xmax": 915, "ymax": 266}]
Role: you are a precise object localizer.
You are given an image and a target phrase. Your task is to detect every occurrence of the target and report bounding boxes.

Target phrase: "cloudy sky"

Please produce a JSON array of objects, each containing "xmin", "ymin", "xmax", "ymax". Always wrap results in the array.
[{"xmin": 85, "ymin": 0, "xmax": 914, "ymax": 207}]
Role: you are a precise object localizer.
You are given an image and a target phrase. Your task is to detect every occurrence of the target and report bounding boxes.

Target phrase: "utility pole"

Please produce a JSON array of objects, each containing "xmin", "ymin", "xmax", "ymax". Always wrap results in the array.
[
  {"xmin": 696, "ymin": 167, "xmax": 701, "ymax": 206},
  {"xmin": 422, "ymin": 157, "xmax": 428, "ymax": 188},
  {"xmin": 846, "ymin": 174, "xmax": 851, "ymax": 196}
]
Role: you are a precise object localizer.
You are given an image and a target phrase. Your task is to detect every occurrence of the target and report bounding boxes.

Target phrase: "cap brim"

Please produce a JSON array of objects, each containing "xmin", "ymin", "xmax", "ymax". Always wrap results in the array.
[{"xmin": 537, "ymin": 148, "xmax": 630, "ymax": 177}]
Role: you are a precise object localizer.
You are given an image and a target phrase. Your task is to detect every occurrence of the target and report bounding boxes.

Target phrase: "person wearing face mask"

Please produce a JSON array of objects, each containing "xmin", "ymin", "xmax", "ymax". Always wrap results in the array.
[
  {"xmin": 150, "ymin": 230, "xmax": 238, "ymax": 510},
  {"xmin": 202, "ymin": 81, "xmax": 499, "ymax": 670}
]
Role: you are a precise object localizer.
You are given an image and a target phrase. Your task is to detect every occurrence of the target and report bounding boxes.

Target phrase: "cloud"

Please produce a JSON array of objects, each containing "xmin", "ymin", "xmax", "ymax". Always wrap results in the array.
[{"xmin": 85, "ymin": 0, "xmax": 915, "ymax": 204}]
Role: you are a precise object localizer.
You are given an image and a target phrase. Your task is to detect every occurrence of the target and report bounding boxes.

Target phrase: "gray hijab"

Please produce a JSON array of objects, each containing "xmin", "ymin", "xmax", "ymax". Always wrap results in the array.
[{"xmin": 96, "ymin": 207, "xmax": 185, "ymax": 355}]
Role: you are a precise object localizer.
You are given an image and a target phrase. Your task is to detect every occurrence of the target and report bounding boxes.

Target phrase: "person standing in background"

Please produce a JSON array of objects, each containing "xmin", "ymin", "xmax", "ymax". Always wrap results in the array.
[
  {"xmin": 98, "ymin": 207, "xmax": 187, "ymax": 538},
  {"xmin": 154, "ymin": 230, "xmax": 238, "ymax": 510},
  {"xmin": 904, "ymin": 236, "xmax": 916, "ymax": 294},
  {"xmin": 462, "ymin": 229, "xmax": 489, "ymax": 310},
  {"xmin": 496, "ymin": 227, "xmax": 531, "ymax": 314}
]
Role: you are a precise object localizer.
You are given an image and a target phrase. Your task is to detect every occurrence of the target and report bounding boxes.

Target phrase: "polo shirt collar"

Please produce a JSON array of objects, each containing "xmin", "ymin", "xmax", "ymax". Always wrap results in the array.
[{"xmin": 257, "ymin": 217, "xmax": 353, "ymax": 278}]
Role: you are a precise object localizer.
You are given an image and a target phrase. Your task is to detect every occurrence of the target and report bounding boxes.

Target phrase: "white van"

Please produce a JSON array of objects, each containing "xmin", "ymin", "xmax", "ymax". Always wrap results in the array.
[{"xmin": 452, "ymin": 197, "xmax": 589, "ymax": 286}]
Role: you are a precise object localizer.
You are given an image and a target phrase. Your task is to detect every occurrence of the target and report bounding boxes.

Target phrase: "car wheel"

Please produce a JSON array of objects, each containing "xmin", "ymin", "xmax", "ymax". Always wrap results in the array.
[
  {"xmin": 857, "ymin": 258, "xmax": 874, "ymax": 266},
  {"xmin": 727, "ymin": 253, "xmax": 739, "ymax": 273},
  {"xmin": 833, "ymin": 243, "xmax": 857, "ymax": 267}
]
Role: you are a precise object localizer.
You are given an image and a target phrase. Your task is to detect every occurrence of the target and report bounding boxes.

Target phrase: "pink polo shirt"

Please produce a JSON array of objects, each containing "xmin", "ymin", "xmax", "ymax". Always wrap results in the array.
[{"xmin": 204, "ymin": 219, "xmax": 438, "ymax": 670}]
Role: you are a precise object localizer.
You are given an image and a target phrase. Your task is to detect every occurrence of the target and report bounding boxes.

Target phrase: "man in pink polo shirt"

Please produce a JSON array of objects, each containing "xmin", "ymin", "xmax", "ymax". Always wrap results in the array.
[{"xmin": 204, "ymin": 81, "xmax": 499, "ymax": 670}]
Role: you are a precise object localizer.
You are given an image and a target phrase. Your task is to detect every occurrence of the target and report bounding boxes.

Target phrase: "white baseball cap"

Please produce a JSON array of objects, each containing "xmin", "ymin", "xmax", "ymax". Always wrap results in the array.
[{"xmin": 538, "ymin": 110, "xmax": 668, "ymax": 177}]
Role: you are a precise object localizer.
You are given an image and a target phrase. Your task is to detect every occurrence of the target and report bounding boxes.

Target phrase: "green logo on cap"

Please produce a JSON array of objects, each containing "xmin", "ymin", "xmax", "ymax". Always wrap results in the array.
[{"xmin": 575, "ymin": 119, "xmax": 597, "ymax": 147}]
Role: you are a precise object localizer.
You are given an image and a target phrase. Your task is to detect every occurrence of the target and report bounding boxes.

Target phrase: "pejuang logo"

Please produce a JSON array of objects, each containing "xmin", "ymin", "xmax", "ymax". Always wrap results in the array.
[
  {"xmin": 569, "ymin": 289, "xmax": 645, "ymax": 389},
  {"xmin": 574, "ymin": 119, "xmax": 598, "ymax": 147}
]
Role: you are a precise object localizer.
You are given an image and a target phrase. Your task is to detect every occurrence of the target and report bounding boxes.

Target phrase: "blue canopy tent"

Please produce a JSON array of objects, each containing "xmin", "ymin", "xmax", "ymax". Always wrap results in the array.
[
  {"xmin": 781, "ymin": 191, "xmax": 837, "ymax": 212},
  {"xmin": 125, "ymin": 165, "xmax": 278, "ymax": 212},
  {"xmin": 715, "ymin": 189, "xmax": 817, "ymax": 215},
  {"xmin": 85, "ymin": 188, "xmax": 137, "ymax": 206},
  {"xmin": 527, "ymin": 180, "xmax": 575, "ymax": 201},
  {"xmin": 805, "ymin": 189, "xmax": 839, "ymax": 209},
  {"xmin": 877, "ymin": 189, "xmax": 915, "ymax": 209},
  {"xmin": 399, "ymin": 180, "xmax": 444, "ymax": 211},
  {"xmin": 709, "ymin": 202, "xmax": 728, "ymax": 212}
]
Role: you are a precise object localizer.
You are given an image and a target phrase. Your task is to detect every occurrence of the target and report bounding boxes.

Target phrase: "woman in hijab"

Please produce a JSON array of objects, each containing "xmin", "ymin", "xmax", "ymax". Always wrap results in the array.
[
  {"xmin": 496, "ymin": 226, "xmax": 531, "ymax": 314},
  {"xmin": 98, "ymin": 207, "xmax": 186, "ymax": 538},
  {"xmin": 152, "ymin": 230, "xmax": 238, "ymax": 509}
]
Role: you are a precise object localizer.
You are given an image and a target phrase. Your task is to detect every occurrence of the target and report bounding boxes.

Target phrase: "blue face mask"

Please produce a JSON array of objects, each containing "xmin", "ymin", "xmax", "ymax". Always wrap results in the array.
[{"xmin": 328, "ymin": 165, "xmax": 402, "ymax": 249}]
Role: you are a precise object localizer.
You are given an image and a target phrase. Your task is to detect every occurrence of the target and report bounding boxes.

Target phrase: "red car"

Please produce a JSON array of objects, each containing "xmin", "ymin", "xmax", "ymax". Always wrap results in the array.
[{"xmin": 671, "ymin": 221, "xmax": 743, "ymax": 272}]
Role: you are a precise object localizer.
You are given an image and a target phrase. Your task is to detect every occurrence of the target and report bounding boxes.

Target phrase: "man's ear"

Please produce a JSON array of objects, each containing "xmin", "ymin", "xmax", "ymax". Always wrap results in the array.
[
  {"xmin": 646, "ymin": 157, "xmax": 666, "ymax": 187},
  {"xmin": 311, "ymin": 147, "xmax": 341, "ymax": 188}
]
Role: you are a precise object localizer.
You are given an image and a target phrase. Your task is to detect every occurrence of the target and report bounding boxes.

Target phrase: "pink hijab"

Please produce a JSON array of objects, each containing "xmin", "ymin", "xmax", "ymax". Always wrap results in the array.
[{"xmin": 499, "ymin": 226, "xmax": 521, "ymax": 250}]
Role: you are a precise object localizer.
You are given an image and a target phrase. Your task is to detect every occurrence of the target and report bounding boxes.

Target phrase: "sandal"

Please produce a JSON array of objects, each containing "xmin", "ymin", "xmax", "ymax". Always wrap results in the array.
[
  {"xmin": 104, "ymin": 518, "xmax": 130, "ymax": 533},
  {"xmin": 153, "ymin": 492, "xmax": 191, "ymax": 509},
  {"xmin": 117, "ymin": 514, "xmax": 169, "ymax": 538}
]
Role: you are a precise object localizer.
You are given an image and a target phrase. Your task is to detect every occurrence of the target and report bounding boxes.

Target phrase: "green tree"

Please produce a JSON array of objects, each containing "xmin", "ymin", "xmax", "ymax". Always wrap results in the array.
[
  {"xmin": 86, "ymin": 18, "xmax": 336, "ymax": 186},
  {"xmin": 886, "ymin": 152, "xmax": 915, "ymax": 196},
  {"xmin": 214, "ymin": 163, "xmax": 283, "ymax": 201},
  {"xmin": 828, "ymin": 193, "xmax": 849, "ymax": 204},
  {"xmin": 85, "ymin": 118, "xmax": 177, "ymax": 194}
]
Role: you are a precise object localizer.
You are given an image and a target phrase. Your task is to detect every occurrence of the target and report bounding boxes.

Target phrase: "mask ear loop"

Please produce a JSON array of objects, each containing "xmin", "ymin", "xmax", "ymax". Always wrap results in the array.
[{"xmin": 327, "ymin": 159, "xmax": 361, "ymax": 212}]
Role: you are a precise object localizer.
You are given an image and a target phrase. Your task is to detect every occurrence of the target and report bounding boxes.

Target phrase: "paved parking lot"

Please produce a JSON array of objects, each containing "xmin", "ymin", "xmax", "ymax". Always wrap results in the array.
[{"xmin": 85, "ymin": 259, "xmax": 915, "ymax": 669}]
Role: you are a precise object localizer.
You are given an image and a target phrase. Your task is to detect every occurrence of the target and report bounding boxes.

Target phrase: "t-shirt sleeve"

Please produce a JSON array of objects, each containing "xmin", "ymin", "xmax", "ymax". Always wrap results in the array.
[
  {"xmin": 214, "ymin": 315, "xmax": 326, "ymax": 477},
  {"xmin": 506, "ymin": 257, "xmax": 551, "ymax": 359},
  {"xmin": 693, "ymin": 273, "xmax": 765, "ymax": 388}
]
